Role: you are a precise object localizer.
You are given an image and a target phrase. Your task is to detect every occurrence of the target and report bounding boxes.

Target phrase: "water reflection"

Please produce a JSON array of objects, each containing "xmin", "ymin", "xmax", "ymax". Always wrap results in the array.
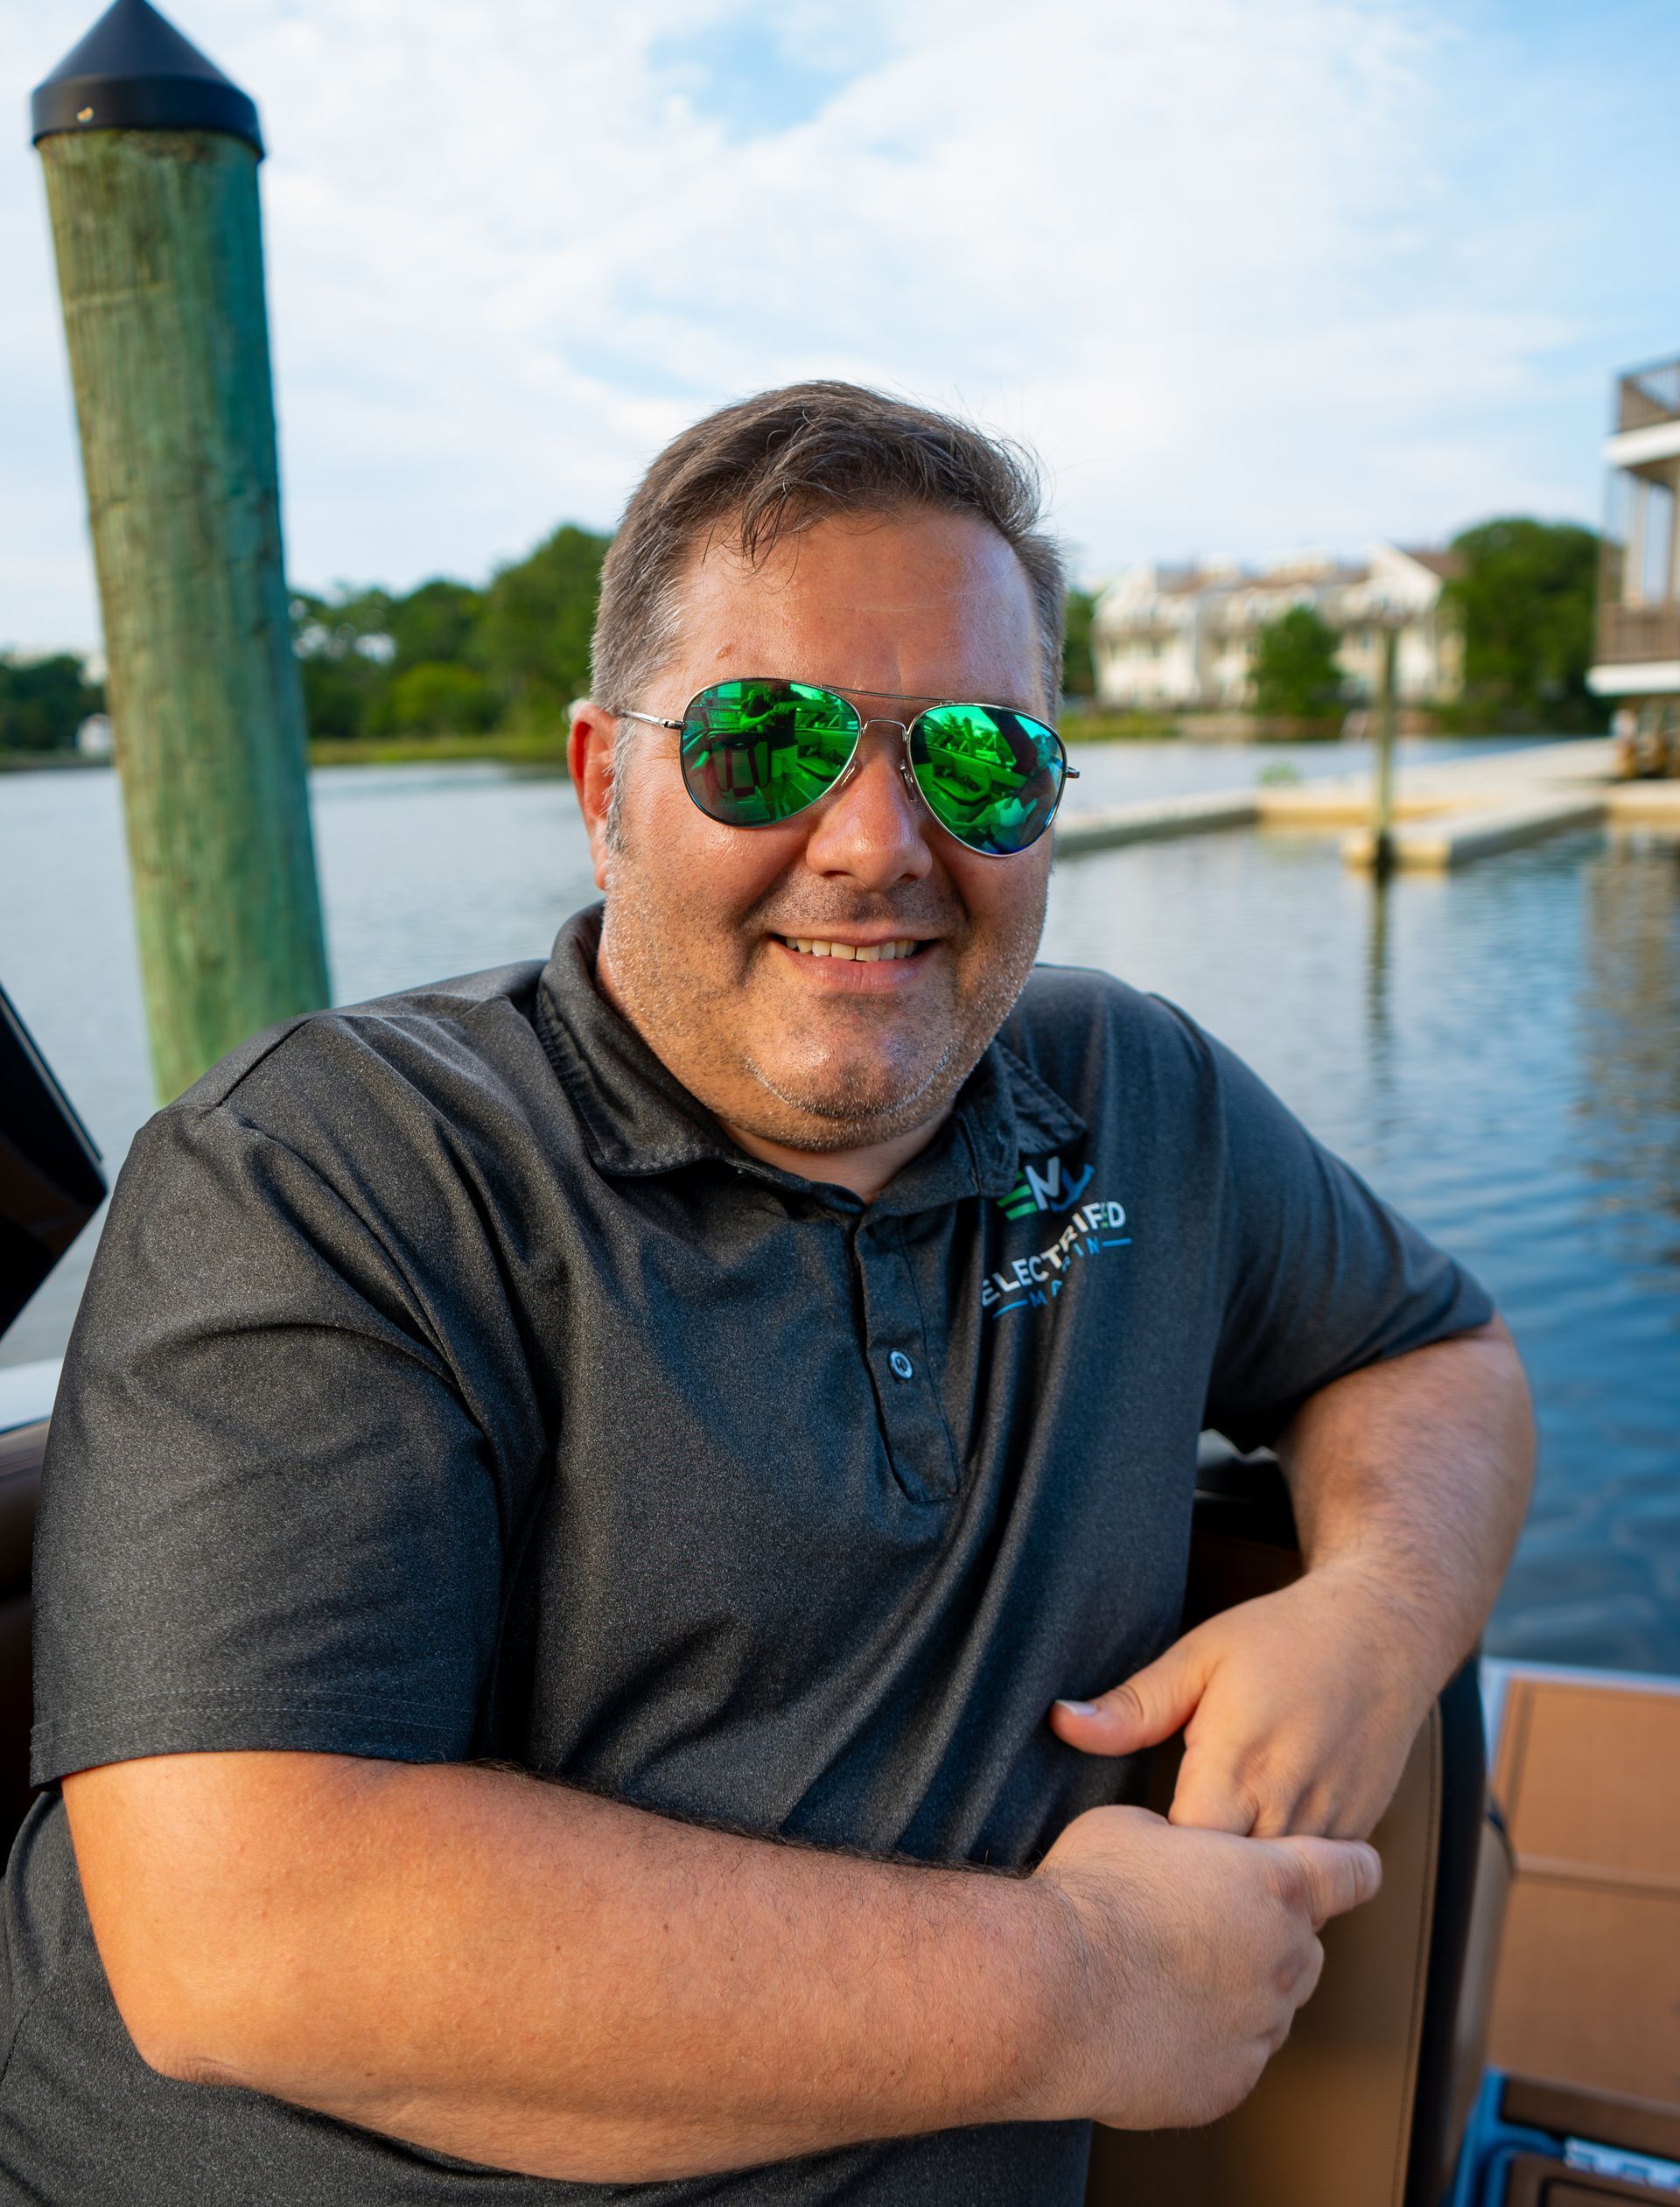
[
  {"xmin": 1364, "ymin": 870, "xmax": 1393, "ymax": 1047},
  {"xmin": 1577, "ymin": 839, "xmax": 1680, "ymax": 1274}
]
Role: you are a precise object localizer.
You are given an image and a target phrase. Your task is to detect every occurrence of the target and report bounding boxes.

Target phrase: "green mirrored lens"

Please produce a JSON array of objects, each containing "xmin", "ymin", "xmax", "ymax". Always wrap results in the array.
[
  {"xmin": 910, "ymin": 705, "xmax": 1065, "ymax": 854},
  {"xmin": 680, "ymin": 680, "xmax": 860, "ymax": 826}
]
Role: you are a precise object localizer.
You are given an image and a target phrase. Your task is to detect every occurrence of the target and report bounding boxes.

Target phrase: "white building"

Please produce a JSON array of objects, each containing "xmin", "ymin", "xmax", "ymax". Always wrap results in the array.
[
  {"xmin": 1090, "ymin": 544, "xmax": 1463, "ymax": 713},
  {"xmin": 1589, "ymin": 356, "xmax": 1680, "ymax": 771}
]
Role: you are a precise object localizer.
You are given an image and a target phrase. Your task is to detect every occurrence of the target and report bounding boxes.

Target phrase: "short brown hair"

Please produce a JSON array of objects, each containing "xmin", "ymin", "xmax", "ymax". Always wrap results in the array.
[{"xmin": 590, "ymin": 382, "xmax": 1066, "ymax": 715}]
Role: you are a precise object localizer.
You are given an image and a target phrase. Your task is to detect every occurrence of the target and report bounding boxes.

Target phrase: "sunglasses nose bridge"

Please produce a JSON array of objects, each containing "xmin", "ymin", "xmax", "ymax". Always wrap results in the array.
[
  {"xmin": 845, "ymin": 718, "xmax": 926, "ymax": 809},
  {"xmin": 826, "ymin": 718, "xmax": 919, "ymax": 808}
]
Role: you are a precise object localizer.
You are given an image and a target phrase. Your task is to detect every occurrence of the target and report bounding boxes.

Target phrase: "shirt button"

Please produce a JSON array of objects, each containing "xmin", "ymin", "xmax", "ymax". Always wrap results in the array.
[{"xmin": 888, "ymin": 1350, "xmax": 914, "ymax": 1381}]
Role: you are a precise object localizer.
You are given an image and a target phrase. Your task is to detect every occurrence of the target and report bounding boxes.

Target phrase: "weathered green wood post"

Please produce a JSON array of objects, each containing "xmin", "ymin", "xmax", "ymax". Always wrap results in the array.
[{"xmin": 32, "ymin": 0, "xmax": 330, "ymax": 1102}]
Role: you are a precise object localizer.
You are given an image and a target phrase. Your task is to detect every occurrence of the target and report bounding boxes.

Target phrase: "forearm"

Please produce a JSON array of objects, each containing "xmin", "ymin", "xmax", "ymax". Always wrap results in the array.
[
  {"xmin": 67, "ymin": 1752, "xmax": 1072, "ymax": 2182},
  {"xmin": 1275, "ymin": 1316, "xmax": 1535, "ymax": 1671}
]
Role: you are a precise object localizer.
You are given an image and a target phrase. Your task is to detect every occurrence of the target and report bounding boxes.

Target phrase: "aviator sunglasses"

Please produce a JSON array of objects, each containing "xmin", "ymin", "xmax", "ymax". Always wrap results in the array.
[{"xmin": 617, "ymin": 677, "xmax": 1078, "ymax": 857}]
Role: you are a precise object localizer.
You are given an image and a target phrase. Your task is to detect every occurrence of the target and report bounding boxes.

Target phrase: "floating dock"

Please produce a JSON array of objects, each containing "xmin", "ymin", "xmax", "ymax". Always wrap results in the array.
[
  {"xmin": 1053, "ymin": 789, "xmax": 1260, "ymax": 855},
  {"xmin": 1340, "ymin": 793, "xmax": 1609, "ymax": 871},
  {"xmin": 1053, "ymin": 739, "xmax": 1680, "ymax": 869}
]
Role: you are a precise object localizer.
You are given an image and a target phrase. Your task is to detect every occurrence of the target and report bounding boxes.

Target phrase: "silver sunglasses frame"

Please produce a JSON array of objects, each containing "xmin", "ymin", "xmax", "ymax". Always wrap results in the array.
[{"xmin": 613, "ymin": 681, "xmax": 1077, "ymax": 858}]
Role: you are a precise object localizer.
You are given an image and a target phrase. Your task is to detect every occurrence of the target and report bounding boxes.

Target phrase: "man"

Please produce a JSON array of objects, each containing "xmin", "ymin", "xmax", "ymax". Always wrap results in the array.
[{"xmin": 4, "ymin": 383, "xmax": 1533, "ymax": 2204}]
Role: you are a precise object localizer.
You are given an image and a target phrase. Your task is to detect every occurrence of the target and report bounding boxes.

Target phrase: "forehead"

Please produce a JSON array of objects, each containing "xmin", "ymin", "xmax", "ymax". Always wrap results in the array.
[{"xmin": 665, "ymin": 506, "xmax": 1045, "ymax": 711}]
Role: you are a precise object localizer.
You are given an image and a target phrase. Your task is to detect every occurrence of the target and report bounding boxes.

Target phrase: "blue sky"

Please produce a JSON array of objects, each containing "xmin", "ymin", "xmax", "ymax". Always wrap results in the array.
[{"xmin": 4, "ymin": 0, "xmax": 1679, "ymax": 651}]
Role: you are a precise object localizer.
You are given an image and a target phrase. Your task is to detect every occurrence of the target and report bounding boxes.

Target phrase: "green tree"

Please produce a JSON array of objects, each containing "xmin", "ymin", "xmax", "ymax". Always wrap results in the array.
[
  {"xmin": 476, "ymin": 524, "xmax": 611, "ymax": 727},
  {"xmin": 388, "ymin": 660, "xmax": 498, "ymax": 734},
  {"xmin": 290, "ymin": 586, "xmax": 396, "ymax": 741},
  {"xmin": 1442, "ymin": 517, "xmax": 1601, "ymax": 725},
  {"xmin": 1061, "ymin": 586, "xmax": 1097, "ymax": 698},
  {"xmin": 386, "ymin": 579, "xmax": 483, "ymax": 675},
  {"xmin": 0, "ymin": 652, "xmax": 103, "ymax": 752},
  {"xmin": 1250, "ymin": 606, "xmax": 1345, "ymax": 719}
]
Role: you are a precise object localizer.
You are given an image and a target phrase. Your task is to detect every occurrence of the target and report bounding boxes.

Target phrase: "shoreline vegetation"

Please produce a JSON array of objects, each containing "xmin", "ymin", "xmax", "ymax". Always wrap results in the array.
[
  {"xmin": 0, "ymin": 718, "xmax": 1589, "ymax": 776},
  {"xmin": 2, "ymin": 515, "xmax": 1606, "ymax": 768}
]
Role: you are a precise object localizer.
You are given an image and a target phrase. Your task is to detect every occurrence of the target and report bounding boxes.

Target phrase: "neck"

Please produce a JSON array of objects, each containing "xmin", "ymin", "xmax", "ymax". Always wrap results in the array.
[{"xmin": 718, "ymin": 1110, "xmax": 951, "ymax": 1204}]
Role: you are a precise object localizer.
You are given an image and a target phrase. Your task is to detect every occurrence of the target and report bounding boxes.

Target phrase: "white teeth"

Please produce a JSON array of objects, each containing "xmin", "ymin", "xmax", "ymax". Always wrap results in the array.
[{"xmin": 785, "ymin": 937, "xmax": 919, "ymax": 961}]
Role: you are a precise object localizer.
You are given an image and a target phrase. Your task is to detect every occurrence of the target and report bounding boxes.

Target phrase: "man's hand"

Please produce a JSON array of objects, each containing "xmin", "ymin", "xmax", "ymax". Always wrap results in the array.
[
  {"xmin": 1032, "ymin": 1804, "xmax": 1382, "ymax": 2127},
  {"xmin": 1048, "ymin": 1564, "xmax": 1436, "ymax": 1838},
  {"xmin": 1053, "ymin": 1319, "xmax": 1535, "ymax": 1840}
]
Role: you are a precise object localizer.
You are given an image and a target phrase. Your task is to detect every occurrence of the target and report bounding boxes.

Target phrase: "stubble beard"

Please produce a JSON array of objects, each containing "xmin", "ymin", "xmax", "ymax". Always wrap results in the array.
[{"xmin": 598, "ymin": 847, "xmax": 1046, "ymax": 1155}]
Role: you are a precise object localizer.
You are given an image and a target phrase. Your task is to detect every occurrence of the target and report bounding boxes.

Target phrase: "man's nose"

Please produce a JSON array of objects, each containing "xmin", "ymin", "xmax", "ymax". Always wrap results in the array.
[{"xmin": 801, "ymin": 732, "xmax": 934, "ymax": 888}]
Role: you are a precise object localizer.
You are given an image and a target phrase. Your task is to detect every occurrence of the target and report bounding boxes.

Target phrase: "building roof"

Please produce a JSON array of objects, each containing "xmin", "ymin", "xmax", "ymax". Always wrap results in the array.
[{"xmin": 1395, "ymin": 547, "xmax": 1463, "ymax": 580}]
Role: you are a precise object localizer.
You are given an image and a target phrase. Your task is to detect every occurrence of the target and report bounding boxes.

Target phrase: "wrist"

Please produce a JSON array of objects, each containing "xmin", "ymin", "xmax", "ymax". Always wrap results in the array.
[
  {"xmin": 962, "ymin": 1867, "xmax": 1099, "ymax": 2127},
  {"xmin": 1298, "ymin": 1550, "xmax": 1459, "ymax": 1696}
]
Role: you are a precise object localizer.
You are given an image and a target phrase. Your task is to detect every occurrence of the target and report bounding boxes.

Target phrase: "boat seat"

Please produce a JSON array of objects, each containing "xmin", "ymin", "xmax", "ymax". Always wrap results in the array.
[
  {"xmin": 1087, "ymin": 1450, "xmax": 1508, "ymax": 2207},
  {"xmin": 1452, "ymin": 2075, "xmax": 1680, "ymax": 2207},
  {"xmin": 1491, "ymin": 2162, "xmax": 1680, "ymax": 2206},
  {"xmin": 0, "ymin": 1416, "xmax": 45, "ymax": 1851}
]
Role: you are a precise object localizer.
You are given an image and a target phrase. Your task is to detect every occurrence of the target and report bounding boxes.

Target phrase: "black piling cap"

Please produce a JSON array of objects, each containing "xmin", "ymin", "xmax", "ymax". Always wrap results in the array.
[{"xmin": 31, "ymin": 0, "xmax": 262, "ymax": 156}]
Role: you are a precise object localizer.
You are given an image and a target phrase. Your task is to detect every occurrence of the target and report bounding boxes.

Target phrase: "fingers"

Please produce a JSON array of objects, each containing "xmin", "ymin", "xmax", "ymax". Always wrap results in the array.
[
  {"xmin": 1166, "ymin": 1747, "xmax": 1262, "ymax": 1836},
  {"xmin": 1050, "ymin": 1640, "xmax": 1207, "ymax": 1759},
  {"xmin": 1271, "ymin": 1835, "xmax": 1383, "ymax": 1928}
]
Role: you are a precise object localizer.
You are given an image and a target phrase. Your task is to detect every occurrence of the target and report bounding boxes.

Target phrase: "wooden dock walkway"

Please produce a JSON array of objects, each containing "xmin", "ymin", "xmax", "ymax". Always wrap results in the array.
[{"xmin": 1052, "ymin": 739, "xmax": 1680, "ymax": 869}]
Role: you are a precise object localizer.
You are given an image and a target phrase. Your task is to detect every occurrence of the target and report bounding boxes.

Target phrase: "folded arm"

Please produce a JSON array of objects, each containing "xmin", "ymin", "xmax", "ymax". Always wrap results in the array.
[
  {"xmin": 64, "ymin": 1747, "xmax": 1378, "ymax": 2180},
  {"xmin": 1052, "ymin": 1317, "xmax": 1536, "ymax": 1836}
]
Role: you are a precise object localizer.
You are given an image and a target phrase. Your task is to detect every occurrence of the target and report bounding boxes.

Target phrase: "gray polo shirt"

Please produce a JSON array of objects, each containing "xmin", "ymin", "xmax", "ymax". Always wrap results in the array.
[{"xmin": 1, "ymin": 904, "xmax": 1491, "ymax": 2204}]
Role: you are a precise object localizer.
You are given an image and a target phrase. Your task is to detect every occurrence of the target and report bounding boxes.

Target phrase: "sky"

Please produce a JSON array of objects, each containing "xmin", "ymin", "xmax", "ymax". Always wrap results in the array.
[{"xmin": 4, "ymin": 0, "xmax": 1679, "ymax": 652}]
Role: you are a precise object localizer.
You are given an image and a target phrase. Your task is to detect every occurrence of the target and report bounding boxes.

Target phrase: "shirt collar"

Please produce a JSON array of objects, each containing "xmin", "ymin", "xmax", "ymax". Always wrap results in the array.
[{"xmin": 534, "ymin": 905, "xmax": 1083, "ymax": 1212}]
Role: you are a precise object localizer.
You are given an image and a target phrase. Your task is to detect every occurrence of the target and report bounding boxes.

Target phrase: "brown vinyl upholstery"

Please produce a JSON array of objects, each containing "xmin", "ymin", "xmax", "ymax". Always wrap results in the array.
[
  {"xmin": 1499, "ymin": 2082, "xmax": 1680, "ymax": 2170},
  {"xmin": 1087, "ymin": 1461, "xmax": 1507, "ymax": 2207},
  {"xmin": 1499, "ymin": 2161, "xmax": 1680, "ymax": 2207},
  {"xmin": 1487, "ymin": 1678, "xmax": 1680, "ymax": 2109},
  {"xmin": 0, "ymin": 1417, "xmax": 43, "ymax": 1850}
]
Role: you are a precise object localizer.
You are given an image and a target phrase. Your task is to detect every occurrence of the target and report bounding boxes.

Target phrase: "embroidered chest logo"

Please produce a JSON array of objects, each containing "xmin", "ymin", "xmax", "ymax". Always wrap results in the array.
[
  {"xmin": 998, "ymin": 1152, "xmax": 1095, "ymax": 1218},
  {"xmin": 984, "ymin": 1153, "xmax": 1130, "ymax": 1320}
]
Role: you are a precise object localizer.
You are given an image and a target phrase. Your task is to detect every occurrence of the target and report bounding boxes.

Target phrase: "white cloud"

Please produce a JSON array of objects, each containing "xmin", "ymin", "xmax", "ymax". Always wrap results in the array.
[{"xmin": 0, "ymin": 0, "xmax": 1656, "ymax": 648}]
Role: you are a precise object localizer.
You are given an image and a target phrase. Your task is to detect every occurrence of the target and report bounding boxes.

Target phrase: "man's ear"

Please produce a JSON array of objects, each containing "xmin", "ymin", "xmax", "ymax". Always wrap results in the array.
[{"xmin": 569, "ymin": 702, "xmax": 619, "ymax": 891}]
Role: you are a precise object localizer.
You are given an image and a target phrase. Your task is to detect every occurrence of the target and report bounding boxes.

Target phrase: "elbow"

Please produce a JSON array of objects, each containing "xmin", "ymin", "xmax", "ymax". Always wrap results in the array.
[
  {"xmin": 104, "ymin": 1943, "xmax": 284, "ymax": 2092},
  {"xmin": 64, "ymin": 1753, "xmax": 388, "ymax": 2103},
  {"xmin": 130, "ymin": 2025, "xmax": 246, "ymax": 2092}
]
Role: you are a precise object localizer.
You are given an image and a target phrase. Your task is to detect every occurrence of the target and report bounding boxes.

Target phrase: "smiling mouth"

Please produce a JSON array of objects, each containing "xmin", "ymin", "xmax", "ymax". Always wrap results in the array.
[{"xmin": 778, "ymin": 936, "xmax": 925, "ymax": 963}]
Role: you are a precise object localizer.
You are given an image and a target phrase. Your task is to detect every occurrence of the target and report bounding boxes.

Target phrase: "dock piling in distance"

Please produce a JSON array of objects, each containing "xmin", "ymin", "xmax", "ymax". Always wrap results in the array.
[
  {"xmin": 1369, "ymin": 622, "xmax": 1399, "ymax": 879},
  {"xmin": 32, "ymin": 0, "xmax": 329, "ymax": 1102}
]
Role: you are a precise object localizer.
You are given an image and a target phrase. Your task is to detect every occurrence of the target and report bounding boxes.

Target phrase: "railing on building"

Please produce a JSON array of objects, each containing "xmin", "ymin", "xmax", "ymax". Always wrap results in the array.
[
  {"xmin": 1597, "ymin": 357, "xmax": 1680, "ymax": 672},
  {"xmin": 1596, "ymin": 601, "xmax": 1680, "ymax": 664},
  {"xmin": 1615, "ymin": 358, "xmax": 1680, "ymax": 433}
]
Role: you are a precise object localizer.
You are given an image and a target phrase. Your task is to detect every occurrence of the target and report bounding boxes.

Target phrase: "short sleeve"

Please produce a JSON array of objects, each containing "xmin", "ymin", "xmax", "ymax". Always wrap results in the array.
[
  {"xmin": 32, "ymin": 1096, "xmax": 505, "ymax": 1787},
  {"xmin": 1194, "ymin": 1023, "xmax": 1494, "ymax": 1454}
]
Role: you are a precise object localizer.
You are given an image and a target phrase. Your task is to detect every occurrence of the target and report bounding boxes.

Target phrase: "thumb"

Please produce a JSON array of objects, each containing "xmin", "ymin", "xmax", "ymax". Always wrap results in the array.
[
  {"xmin": 1049, "ymin": 1640, "xmax": 1208, "ymax": 1757},
  {"xmin": 1272, "ymin": 1834, "xmax": 1384, "ymax": 1928}
]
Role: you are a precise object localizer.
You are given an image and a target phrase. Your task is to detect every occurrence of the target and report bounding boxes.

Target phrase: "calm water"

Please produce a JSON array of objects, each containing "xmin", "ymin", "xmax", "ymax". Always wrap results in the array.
[{"xmin": 3, "ymin": 744, "xmax": 1677, "ymax": 1671}]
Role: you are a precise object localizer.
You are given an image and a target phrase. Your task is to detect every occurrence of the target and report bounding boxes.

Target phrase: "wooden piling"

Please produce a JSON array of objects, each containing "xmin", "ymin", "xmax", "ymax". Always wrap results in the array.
[
  {"xmin": 32, "ymin": 1, "xmax": 328, "ymax": 1101},
  {"xmin": 1370, "ymin": 623, "xmax": 1399, "ymax": 879}
]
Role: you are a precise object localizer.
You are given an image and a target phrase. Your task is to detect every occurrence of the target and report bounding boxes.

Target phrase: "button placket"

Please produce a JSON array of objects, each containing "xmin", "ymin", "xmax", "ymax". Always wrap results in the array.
[{"xmin": 850, "ymin": 1219, "xmax": 961, "ymax": 1503}]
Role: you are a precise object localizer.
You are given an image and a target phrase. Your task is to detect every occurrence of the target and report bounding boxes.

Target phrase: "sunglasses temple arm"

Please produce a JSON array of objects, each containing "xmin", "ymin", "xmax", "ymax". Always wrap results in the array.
[{"xmin": 614, "ymin": 709, "xmax": 684, "ymax": 731}]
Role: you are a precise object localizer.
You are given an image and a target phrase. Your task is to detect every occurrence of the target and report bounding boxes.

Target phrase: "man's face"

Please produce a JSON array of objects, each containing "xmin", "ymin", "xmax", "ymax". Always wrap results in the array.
[{"xmin": 574, "ymin": 506, "xmax": 1054, "ymax": 1158}]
